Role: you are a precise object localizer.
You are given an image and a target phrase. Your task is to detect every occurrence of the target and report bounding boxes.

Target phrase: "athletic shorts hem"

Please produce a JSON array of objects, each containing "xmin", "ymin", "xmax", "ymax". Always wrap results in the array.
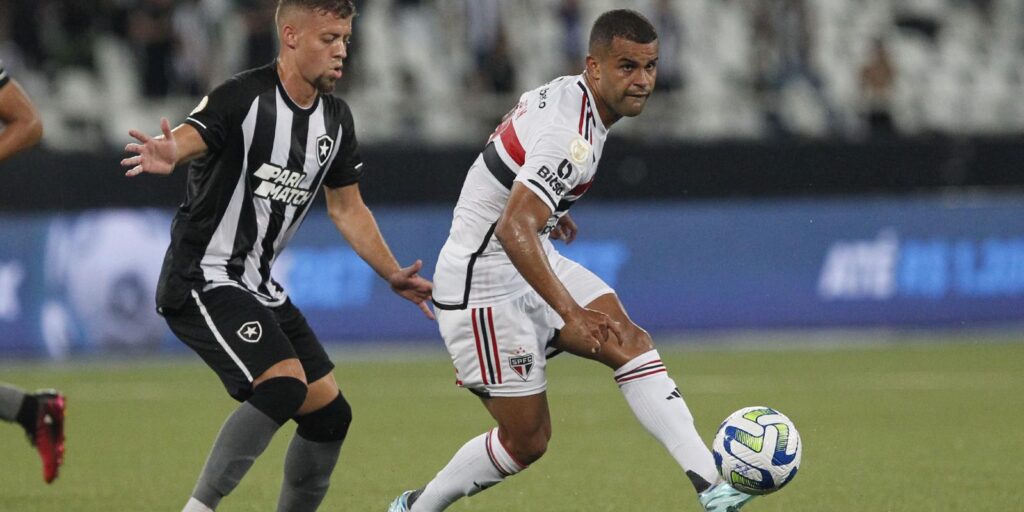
[
  {"xmin": 575, "ymin": 286, "xmax": 615, "ymax": 309},
  {"xmin": 464, "ymin": 383, "xmax": 548, "ymax": 398}
]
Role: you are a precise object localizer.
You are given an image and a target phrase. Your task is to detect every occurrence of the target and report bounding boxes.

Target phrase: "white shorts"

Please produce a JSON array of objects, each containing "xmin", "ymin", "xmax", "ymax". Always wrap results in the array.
[{"xmin": 437, "ymin": 251, "xmax": 613, "ymax": 397}]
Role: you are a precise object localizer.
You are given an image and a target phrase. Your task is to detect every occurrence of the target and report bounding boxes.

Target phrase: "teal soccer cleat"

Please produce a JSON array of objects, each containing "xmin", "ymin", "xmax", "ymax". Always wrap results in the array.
[
  {"xmin": 387, "ymin": 490, "xmax": 417, "ymax": 512},
  {"xmin": 699, "ymin": 482, "xmax": 755, "ymax": 512}
]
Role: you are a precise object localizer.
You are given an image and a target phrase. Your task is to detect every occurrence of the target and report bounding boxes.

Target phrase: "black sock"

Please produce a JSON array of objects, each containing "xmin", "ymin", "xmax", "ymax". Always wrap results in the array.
[
  {"xmin": 687, "ymin": 470, "xmax": 713, "ymax": 493},
  {"xmin": 15, "ymin": 394, "xmax": 38, "ymax": 436}
]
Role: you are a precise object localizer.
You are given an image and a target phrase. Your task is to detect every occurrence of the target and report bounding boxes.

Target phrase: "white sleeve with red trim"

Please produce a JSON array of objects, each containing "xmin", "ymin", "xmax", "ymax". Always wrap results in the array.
[{"xmin": 514, "ymin": 127, "xmax": 594, "ymax": 212}]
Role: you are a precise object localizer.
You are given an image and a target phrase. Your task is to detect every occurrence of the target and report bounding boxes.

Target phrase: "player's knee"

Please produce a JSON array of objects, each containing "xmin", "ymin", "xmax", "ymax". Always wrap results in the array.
[
  {"xmin": 505, "ymin": 428, "xmax": 549, "ymax": 464},
  {"xmin": 295, "ymin": 391, "xmax": 353, "ymax": 443},
  {"xmin": 599, "ymin": 324, "xmax": 654, "ymax": 368},
  {"xmin": 618, "ymin": 323, "xmax": 654, "ymax": 355},
  {"xmin": 247, "ymin": 376, "xmax": 308, "ymax": 426}
]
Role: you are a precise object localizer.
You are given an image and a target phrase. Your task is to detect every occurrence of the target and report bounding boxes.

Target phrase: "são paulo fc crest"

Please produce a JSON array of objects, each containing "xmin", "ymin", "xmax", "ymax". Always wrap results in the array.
[
  {"xmin": 237, "ymin": 321, "xmax": 263, "ymax": 343},
  {"xmin": 315, "ymin": 134, "xmax": 335, "ymax": 166},
  {"xmin": 508, "ymin": 353, "xmax": 535, "ymax": 381}
]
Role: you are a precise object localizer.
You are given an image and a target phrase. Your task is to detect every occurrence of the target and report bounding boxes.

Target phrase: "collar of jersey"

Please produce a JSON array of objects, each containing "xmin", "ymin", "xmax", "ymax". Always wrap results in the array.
[
  {"xmin": 577, "ymin": 73, "xmax": 608, "ymax": 133},
  {"xmin": 274, "ymin": 64, "xmax": 321, "ymax": 115}
]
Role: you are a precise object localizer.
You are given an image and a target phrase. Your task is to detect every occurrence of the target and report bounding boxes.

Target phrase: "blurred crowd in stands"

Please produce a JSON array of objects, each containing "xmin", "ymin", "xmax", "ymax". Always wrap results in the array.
[{"xmin": 0, "ymin": 0, "xmax": 1021, "ymax": 149}]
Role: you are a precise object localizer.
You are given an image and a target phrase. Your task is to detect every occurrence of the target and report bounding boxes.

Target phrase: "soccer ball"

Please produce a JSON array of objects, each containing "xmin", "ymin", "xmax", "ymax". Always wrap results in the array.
[{"xmin": 712, "ymin": 406, "xmax": 802, "ymax": 495}]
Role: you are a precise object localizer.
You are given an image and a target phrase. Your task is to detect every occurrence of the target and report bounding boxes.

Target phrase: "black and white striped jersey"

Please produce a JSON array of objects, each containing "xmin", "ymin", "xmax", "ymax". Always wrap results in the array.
[
  {"xmin": 0, "ymin": 60, "xmax": 10, "ymax": 89},
  {"xmin": 157, "ymin": 61, "xmax": 362, "ymax": 312}
]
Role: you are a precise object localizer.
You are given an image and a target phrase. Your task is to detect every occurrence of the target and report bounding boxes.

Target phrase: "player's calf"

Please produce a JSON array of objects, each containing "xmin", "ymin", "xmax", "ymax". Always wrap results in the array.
[
  {"xmin": 400, "ymin": 428, "xmax": 530, "ymax": 512},
  {"xmin": 482, "ymin": 394, "xmax": 551, "ymax": 465},
  {"xmin": 614, "ymin": 350, "xmax": 720, "ymax": 494},
  {"xmin": 278, "ymin": 391, "xmax": 352, "ymax": 512},
  {"xmin": 187, "ymin": 377, "xmax": 307, "ymax": 511}
]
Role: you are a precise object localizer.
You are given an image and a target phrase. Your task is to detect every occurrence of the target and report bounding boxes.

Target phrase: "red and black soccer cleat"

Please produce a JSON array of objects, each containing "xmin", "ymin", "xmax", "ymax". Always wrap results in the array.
[{"xmin": 28, "ymin": 391, "xmax": 66, "ymax": 484}]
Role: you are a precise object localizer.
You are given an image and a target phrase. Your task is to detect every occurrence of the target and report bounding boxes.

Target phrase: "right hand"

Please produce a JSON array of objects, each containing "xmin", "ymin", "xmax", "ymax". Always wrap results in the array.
[
  {"xmin": 122, "ymin": 117, "xmax": 178, "ymax": 177},
  {"xmin": 557, "ymin": 307, "xmax": 623, "ymax": 356},
  {"xmin": 386, "ymin": 259, "xmax": 436, "ymax": 321}
]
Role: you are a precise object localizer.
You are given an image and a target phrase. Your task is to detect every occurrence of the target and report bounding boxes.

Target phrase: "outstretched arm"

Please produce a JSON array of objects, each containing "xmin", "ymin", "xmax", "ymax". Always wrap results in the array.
[
  {"xmin": 0, "ymin": 78, "xmax": 43, "ymax": 163},
  {"xmin": 325, "ymin": 183, "xmax": 434, "ymax": 320},
  {"xmin": 495, "ymin": 183, "xmax": 619, "ymax": 354},
  {"xmin": 121, "ymin": 118, "xmax": 208, "ymax": 177}
]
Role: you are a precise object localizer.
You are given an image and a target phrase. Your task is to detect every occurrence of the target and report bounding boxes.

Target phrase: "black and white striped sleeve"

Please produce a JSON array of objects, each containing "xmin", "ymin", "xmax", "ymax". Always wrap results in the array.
[
  {"xmin": 183, "ymin": 78, "xmax": 249, "ymax": 154},
  {"xmin": 322, "ymin": 100, "xmax": 364, "ymax": 189}
]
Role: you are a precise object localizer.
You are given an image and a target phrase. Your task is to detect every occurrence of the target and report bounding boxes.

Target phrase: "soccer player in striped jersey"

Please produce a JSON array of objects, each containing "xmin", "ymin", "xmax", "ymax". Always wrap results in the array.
[
  {"xmin": 0, "ymin": 59, "xmax": 67, "ymax": 485},
  {"xmin": 390, "ymin": 10, "xmax": 753, "ymax": 512},
  {"xmin": 121, "ymin": 1, "xmax": 433, "ymax": 510}
]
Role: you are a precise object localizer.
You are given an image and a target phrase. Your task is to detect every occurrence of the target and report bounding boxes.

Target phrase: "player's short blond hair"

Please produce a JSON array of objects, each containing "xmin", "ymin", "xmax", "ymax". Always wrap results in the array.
[{"xmin": 276, "ymin": 0, "xmax": 357, "ymax": 27}]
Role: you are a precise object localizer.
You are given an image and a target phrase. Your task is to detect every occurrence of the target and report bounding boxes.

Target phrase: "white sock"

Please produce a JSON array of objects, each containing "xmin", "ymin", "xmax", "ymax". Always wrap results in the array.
[
  {"xmin": 411, "ymin": 428, "xmax": 526, "ymax": 511},
  {"xmin": 615, "ymin": 350, "xmax": 719, "ymax": 491},
  {"xmin": 182, "ymin": 497, "xmax": 214, "ymax": 512}
]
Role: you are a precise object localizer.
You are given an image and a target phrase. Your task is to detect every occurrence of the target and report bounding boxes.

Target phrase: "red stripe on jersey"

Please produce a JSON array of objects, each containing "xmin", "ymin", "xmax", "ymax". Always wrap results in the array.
[
  {"xmin": 471, "ymin": 308, "xmax": 489, "ymax": 385},
  {"xmin": 486, "ymin": 307, "xmax": 503, "ymax": 384},
  {"xmin": 499, "ymin": 122, "xmax": 526, "ymax": 166},
  {"xmin": 578, "ymin": 94, "xmax": 586, "ymax": 135}
]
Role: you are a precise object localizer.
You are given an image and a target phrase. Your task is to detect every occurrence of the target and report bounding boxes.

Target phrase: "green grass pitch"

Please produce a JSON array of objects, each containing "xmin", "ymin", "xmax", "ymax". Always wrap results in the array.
[{"xmin": 0, "ymin": 338, "xmax": 1021, "ymax": 511}]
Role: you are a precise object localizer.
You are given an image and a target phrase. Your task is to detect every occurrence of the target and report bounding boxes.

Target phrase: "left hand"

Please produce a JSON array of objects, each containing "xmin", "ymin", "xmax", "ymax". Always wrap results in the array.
[
  {"xmin": 387, "ymin": 259, "xmax": 435, "ymax": 320},
  {"xmin": 549, "ymin": 213, "xmax": 578, "ymax": 244}
]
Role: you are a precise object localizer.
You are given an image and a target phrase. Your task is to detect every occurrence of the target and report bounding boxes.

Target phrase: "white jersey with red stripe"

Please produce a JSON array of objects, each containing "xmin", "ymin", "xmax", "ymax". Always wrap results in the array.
[{"xmin": 433, "ymin": 73, "xmax": 609, "ymax": 309}]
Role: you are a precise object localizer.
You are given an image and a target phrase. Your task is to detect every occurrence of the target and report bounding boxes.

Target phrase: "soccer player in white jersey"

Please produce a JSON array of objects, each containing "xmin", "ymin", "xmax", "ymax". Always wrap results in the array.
[
  {"xmin": 0, "ymin": 59, "xmax": 67, "ymax": 485},
  {"xmin": 389, "ymin": 10, "xmax": 753, "ymax": 512}
]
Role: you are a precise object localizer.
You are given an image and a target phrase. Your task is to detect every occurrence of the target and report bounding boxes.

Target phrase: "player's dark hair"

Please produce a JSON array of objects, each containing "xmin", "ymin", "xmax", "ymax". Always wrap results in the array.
[
  {"xmin": 588, "ymin": 9, "xmax": 658, "ymax": 54},
  {"xmin": 276, "ymin": 0, "xmax": 357, "ymax": 22}
]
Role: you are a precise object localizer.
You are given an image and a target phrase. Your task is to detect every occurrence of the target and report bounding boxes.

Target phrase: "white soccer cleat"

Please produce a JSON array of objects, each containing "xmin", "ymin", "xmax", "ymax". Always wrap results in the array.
[
  {"xmin": 699, "ymin": 482, "xmax": 755, "ymax": 512},
  {"xmin": 387, "ymin": 490, "xmax": 416, "ymax": 512}
]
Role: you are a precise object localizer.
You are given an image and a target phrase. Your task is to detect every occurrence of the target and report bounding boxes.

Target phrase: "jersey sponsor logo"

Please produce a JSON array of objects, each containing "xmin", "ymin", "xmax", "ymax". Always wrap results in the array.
[
  {"xmin": 315, "ymin": 134, "xmax": 334, "ymax": 166},
  {"xmin": 555, "ymin": 159, "xmax": 573, "ymax": 179},
  {"xmin": 236, "ymin": 320, "xmax": 263, "ymax": 343},
  {"xmin": 508, "ymin": 352, "xmax": 535, "ymax": 381},
  {"xmin": 536, "ymin": 159, "xmax": 573, "ymax": 197},
  {"xmin": 253, "ymin": 163, "xmax": 313, "ymax": 206}
]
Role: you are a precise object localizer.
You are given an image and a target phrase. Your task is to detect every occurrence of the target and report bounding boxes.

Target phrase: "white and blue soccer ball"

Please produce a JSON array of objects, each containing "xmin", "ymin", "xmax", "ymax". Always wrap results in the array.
[{"xmin": 712, "ymin": 406, "xmax": 802, "ymax": 495}]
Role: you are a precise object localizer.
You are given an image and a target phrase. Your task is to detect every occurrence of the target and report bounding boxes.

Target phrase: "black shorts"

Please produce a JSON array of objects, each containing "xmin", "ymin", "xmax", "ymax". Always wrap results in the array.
[{"xmin": 164, "ymin": 286, "xmax": 334, "ymax": 401}]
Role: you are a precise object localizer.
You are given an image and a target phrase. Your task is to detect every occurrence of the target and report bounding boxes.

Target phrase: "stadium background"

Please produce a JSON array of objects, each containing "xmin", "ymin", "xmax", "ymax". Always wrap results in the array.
[{"xmin": 0, "ymin": 1, "xmax": 1021, "ymax": 511}]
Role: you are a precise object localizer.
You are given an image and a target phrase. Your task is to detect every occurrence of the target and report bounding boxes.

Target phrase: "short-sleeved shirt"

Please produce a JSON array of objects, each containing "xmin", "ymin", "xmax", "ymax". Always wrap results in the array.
[
  {"xmin": 157, "ymin": 61, "xmax": 363, "ymax": 311},
  {"xmin": 0, "ymin": 60, "xmax": 10, "ymax": 89},
  {"xmin": 432, "ymin": 74, "xmax": 609, "ymax": 309}
]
